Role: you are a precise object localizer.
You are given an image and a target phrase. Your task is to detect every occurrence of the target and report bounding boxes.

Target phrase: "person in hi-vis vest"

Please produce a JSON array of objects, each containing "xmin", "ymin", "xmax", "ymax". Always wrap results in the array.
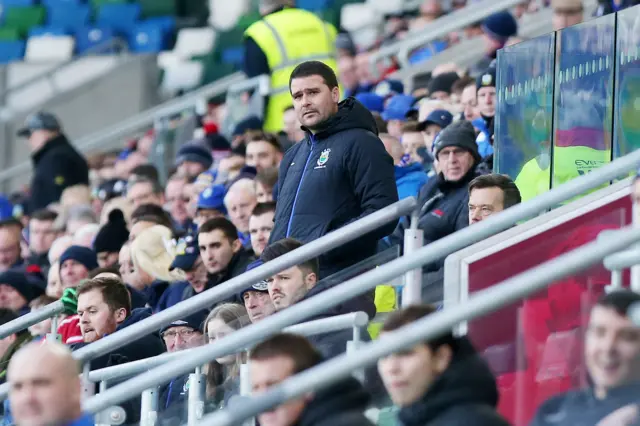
[{"xmin": 244, "ymin": 0, "xmax": 338, "ymax": 134}]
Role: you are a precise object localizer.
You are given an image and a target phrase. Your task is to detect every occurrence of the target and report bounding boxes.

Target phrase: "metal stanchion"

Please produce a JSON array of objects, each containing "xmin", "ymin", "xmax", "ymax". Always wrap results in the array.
[
  {"xmin": 187, "ymin": 366, "xmax": 206, "ymax": 426},
  {"xmin": 46, "ymin": 315, "xmax": 60, "ymax": 342},
  {"xmin": 239, "ymin": 359, "xmax": 254, "ymax": 426},
  {"xmin": 140, "ymin": 387, "xmax": 159, "ymax": 426}
]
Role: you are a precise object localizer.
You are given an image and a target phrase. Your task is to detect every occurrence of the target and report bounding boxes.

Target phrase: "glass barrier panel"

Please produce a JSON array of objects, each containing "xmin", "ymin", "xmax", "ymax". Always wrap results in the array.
[
  {"xmin": 614, "ymin": 7, "xmax": 640, "ymax": 159},
  {"xmin": 552, "ymin": 14, "xmax": 615, "ymax": 191},
  {"xmin": 465, "ymin": 195, "xmax": 632, "ymax": 425},
  {"xmin": 495, "ymin": 33, "xmax": 555, "ymax": 202}
]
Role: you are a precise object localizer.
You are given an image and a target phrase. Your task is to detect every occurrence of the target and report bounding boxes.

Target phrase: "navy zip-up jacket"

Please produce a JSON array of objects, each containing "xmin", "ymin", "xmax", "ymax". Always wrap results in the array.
[{"xmin": 270, "ymin": 97, "xmax": 399, "ymax": 278}]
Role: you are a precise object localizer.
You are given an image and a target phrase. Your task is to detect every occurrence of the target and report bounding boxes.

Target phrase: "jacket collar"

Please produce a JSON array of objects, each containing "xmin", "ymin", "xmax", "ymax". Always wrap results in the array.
[{"xmin": 31, "ymin": 134, "xmax": 69, "ymax": 163}]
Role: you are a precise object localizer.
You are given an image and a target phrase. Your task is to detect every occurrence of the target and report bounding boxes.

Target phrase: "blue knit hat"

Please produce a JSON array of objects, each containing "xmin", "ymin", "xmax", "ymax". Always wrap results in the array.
[
  {"xmin": 59, "ymin": 246, "xmax": 98, "ymax": 272},
  {"xmin": 197, "ymin": 185, "xmax": 227, "ymax": 214},
  {"xmin": 482, "ymin": 11, "xmax": 518, "ymax": 43},
  {"xmin": 160, "ymin": 309, "xmax": 208, "ymax": 334},
  {"xmin": 175, "ymin": 141, "xmax": 213, "ymax": 170},
  {"xmin": 0, "ymin": 266, "xmax": 44, "ymax": 303},
  {"xmin": 355, "ymin": 93, "xmax": 385, "ymax": 113},
  {"xmin": 382, "ymin": 95, "xmax": 415, "ymax": 121}
]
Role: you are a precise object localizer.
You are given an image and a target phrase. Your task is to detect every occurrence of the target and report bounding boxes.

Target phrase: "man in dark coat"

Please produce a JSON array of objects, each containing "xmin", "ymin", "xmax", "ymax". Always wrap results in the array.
[
  {"xmin": 249, "ymin": 333, "xmax": 373, "ymax": 426},
  {"xmin": 269, "ymin": 60, "xmax": 398, "ymax": 280},
  {"xmin": 377, "ymin": 305, "xmax": 510, "ymax": 426},
  {"xmin": 17, "ymin": 112, "xmax": 89, "ymax": 211}
]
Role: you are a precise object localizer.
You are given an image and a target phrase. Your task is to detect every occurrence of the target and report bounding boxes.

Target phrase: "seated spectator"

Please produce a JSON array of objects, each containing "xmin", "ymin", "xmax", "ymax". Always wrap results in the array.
[
  {"xmin": 380, "ymin": 134, "xmax": 428, "ymax": 200},
  {"xmin": 129, "ymin": 203, "xmax": 175, "ymax": 240},
  {"xmin": 175, "ymin": 141, "xmax": 213, "ymax": 180},
  {"xmin": 93, "ymin": 209, "xmax": 129, "ymax": 268},
  {"xmin": 255, "ymin": 168, "xmax": 278, "ymax": 204},
  {"xmin": 130, "ymin": 225, "xmax": 186, "ymax": 312},
  {"xmin": 245, "ymin": 132, "xmax": 283, "ymax": 173},
  {"xmin": 114, "ymin": 243, "xmax": 147, "ymax": 310},
  {"xmin": 475, "ymin": 68, "xmax": 497, "ymax": 158},
  {"xmin": 204, "ymin": 304, "xmax": 251, "ymax": 410},
  {"xmin": 471, "ymin": 11, "xmax": 517, "ymax": 77},
  {"xmin": 240, "ymin": 260, "xmax": 275, "ymax": 323},
  {"xmin": 47, "ymin": 235, "xmax": 72, "ymax": 266},
  {"xmin": 60, "ymin": 185, "xmax": 92, "ymax": 211},
  {"xmin": 169, "ymin": 236, "xmax": 208, "ymax": 301},
  {"xmin": 198, "ymin": 218, "xmax": 253, "ymax": 298},
  {"xmin": 250, "ymin": 333, "xmax": 373, "ymax": 426},
  {"xmin": 60, "ymin": 205, "xmax": 97, "ymax": 236},
  {"xmin": 217, "ymin": 147, "xmax": 247, "ymax": 184},
  {"xmin": 0, "ymin": 220, "xmax": 23, "ymax": 272},
  {"xmin": 99, "ymin": 195, "xmax": 132, "ymax": 227},
  {"xmin": 261, "ymin": 238, "xmax": 369, "ymax": 358},
  {"xmin": 530, "ymin": 290, "xmax": 640, "ymax": 425},
  {"xmin": 382, "ymin": 95, "xmax": 415, "ymax": 139},
  {"xmin": 59, "ymin": 246, "xmax": 97, "ymax": 290},
  {"xmin": 27, "ymin": 295, "xmax": 56, "ymax": 340},
  {"xmin": 449, "ymin": 75, "xmax": 474, "ymax": 106},
  {"xmin": 27, "ymin": 209, "xmax": 58, "ymax": 271},
  {"xmin": 71, "ymin": 223, "xmax": 100, "ymax": 248},
  {"xmin": 126, "ymin": 177, "xmax": 164, "ymax": 210},
  {"xmin": 0, "ymin": 309, "xmax": 32, "ymax": 386},
  {"xmin": 130, "ymin": 164, "xmax": 159, "ymax": 184},
  {"xmin": 468, "ymin": 174, "xmax": 521, "ymax": 225},
  {"xmin": 224, "ymin": 179, "xmax": 258, "ymax": 249},
  {"xmin": 46, "ymin": 262, "xmax": 62, "ymax": 299},
  {"xmin": 8, "ymin": 342, "xmax": 93, "ymax": 426},
  {"xmin": 418, "ymin": 109, "xmax": 454, "ymax": 156},
  {"xmin": 165, "ymin": 173, "xmax": 192, "ymax": 232},
  {"xmin": 338, "ymin": 55, "xmax": 360, "ymax": 99},
  {"xmin": 378, "ymin": 305, "xmax": 509, "ymax": 425},
  {"xmin": 460, "ymin": 79, "xmax": 481, "ymax": 122},
  {"xmin": 0, "ymin": 267, "xmax": 45, "ymax": 315},
  {"xmin": 194, "ymin": 185, "xmax": 227, "ymax": 228},
  {"xmin": 249, "ymin": 202, "xmax": 275, "ymax": 257},
  {"xmin": 282, "ymin": 106, "xmax": 305, "ymax": 145},
  {"xmin": 355, "ymin": 93, "xmax": 385, "ymax": 114},
  {"xmin": 426, "ymin": 72, "xmax": 460, "ymax": 101},
  {"xmin": 401, "ymin": 121, "xmax": 428, "ymax": 166}
]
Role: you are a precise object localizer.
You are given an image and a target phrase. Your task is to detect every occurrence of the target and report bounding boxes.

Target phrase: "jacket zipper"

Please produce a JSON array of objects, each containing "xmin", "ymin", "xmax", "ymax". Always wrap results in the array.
[{"xmin": 286, "ymin": 135, "xmax": 316, "ymax": 237}]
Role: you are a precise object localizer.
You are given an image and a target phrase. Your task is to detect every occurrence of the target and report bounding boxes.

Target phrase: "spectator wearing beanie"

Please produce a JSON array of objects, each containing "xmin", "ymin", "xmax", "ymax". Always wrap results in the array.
[
  {"xmin": 390, "ymin": 121, "xmax": 484, "ymax": 295},
  {"xmin": 355, "ymin": 93, "xmax": 385, "ymax": 114},
  {"xmin": 0, "ymin": 267, "xmax": 45, "ymax": 315},
  {"xmin": 471, "ymin": 11, "xmax": 517, "ymax": 76},
  {"xmin": 59, "ymin": 245, "xmax": 98, "ymax": 290},
  {"xmin": 93, "ymin": 209, "xmax": 129, "ymax": 268},
  {"xmin": 175, "ymin": 141, "xmax": 213, "ymax": 180},
  {"xmin": 427, "ymin": 71, "xmax": 460, "ymax": 102}
]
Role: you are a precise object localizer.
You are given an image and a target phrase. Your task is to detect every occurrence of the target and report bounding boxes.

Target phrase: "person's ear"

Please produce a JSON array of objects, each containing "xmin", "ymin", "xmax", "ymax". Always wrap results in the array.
[
  {"xmin": 304, "ymin": 272, "xmax": 317, "ymax": 290},
  {"xmin": 231, "ymin": 239, "xmax": 242, "ymax": 254},
  {"xmin": 115, "ymin": 307, "xmax": 127, "ymax": 324},
  {"xmin": 331, "ymin": 86, "xmax": 340, "ymax": 103},
  {"xmin": 433, "ymin": 344, "xmax": 453, "ymax": 375}
]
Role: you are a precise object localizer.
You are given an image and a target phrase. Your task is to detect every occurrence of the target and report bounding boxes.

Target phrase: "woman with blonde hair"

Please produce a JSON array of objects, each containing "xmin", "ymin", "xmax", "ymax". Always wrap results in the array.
[
  {"xmin": 203, "ymin": 303, "xmax": 252, "ymax": 409},
  {"xmin": 129, "ymin": 225, "xmax": 187, "ymax": 312}
]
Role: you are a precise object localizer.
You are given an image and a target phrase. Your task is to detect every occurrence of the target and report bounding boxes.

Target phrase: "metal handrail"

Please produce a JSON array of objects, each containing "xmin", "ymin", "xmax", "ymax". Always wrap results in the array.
[
  {"xmin": 284, "ymin": 311, "xmax": 368, "ymax": 337},
  {"xmin": 81, "ymin": 149, "xmax": 640, "ymax": 413},
  {"xmin": 200, "ymin": 225, "xmax": 640, "ymax": 425},
  {"xmin": 0, "ymin": 300, "xmax": 64, "ymax": 339}
]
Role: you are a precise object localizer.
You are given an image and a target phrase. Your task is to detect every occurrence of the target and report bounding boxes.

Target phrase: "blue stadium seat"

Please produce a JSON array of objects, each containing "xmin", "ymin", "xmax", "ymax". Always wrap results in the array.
[
  {"xmin": 46, "ymin": 4, "xmax": 90, "ymax": 32},
  {"xmin": 97, "ymin": 3, "xmax": 141, "ymax": 36},
  {"xmin": 0, "ymin": 0, "xmax": 36, "ymax": 6},
  {"xmin": 297, "ymin": 0, "xmax": 332, "ymax": 11},
  {"xmin": 75, "ymin": 25, "xmax": 115, "ymax": 54},
  {"xmin": 130, "ymin": 22, "xmax": 165, "ymax": 53},
  {"xmin": 0, "ymin": 40, "xmax": 25, "ymax": 63},
  {"xmin": 28, "ymin": 25, "xmax": 68, "ymax": 37},
  {"xmin": 143, "ymin": 16, "xmax": 175, "ymax": 34},
  {"xmin": 221, "ymin": 46, "xmax": 243, "ymax": 67}
]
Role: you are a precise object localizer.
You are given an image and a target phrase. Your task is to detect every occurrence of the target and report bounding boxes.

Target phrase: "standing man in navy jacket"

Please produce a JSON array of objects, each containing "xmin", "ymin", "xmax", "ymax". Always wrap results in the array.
[{"xmin": 270, "ymin": 60, "xmax": 398, "ymax": 280}]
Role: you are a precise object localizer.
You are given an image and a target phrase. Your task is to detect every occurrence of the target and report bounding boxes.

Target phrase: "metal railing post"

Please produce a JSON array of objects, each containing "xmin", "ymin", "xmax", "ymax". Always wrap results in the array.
[
  {"xmin": 82, "ymin": 362, "xmax": 94, "ymax": 400},
  {"xmin": 46, "ymin": 315, "xmax": 60, "ymax": 342},
  {"xmin": 239, "ymin": 359, "xmax": 255, "ymax": 426},
  {"xmin": 402, "ymin": 208, "xmax": 423, "ymax": 306},
  {"xmin": 0, "ymin": 300, "xmax": 64, "ymax": 339},
  {"xmin": 187, "ymin": 366, "xmax": 206, "ymax": 426},
  {"xmin": 140, "ymin": 387, "xmax": 159, "ymax": 426}
]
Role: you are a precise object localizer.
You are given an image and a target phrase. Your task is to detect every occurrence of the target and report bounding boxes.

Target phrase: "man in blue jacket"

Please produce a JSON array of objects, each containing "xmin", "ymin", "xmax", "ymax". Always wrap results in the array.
[{"xmin": 270, "ymin": 60, "xmax": 398, "ymax": 279}]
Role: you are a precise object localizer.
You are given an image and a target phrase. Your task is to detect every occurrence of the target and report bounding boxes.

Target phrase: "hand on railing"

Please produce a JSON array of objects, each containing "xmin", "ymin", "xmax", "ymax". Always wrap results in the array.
[{"xmin": 61, "ymin": 288, "xmax": 78, "ymax": 315}]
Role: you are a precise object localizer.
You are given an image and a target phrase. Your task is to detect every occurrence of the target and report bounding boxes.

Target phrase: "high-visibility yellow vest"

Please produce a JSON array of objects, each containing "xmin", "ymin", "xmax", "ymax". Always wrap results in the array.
[{"xmin": 245, "ymin": 8, "xmax": 338, "ymax": 133}]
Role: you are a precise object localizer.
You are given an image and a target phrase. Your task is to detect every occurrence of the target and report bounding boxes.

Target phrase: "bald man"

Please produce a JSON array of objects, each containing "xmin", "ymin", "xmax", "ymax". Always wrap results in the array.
[{"xmin": 8, "ymin": 342, "xmax": 93, "ymax": 426}]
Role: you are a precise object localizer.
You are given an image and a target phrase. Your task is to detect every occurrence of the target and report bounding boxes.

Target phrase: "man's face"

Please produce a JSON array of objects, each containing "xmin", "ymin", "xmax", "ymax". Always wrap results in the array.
[
  {"xmin": 0, "ymin": 228, "xmax": 20, "ymax": 272},
  {"xmin": 183, "ymin": 257, "xmax": 208, "ymax": 293},
  {"xmin": 29, "ymin": 219, "xmax": 57, "ymax": 255},
  {"xmin": 251, "ymin": 356, "xmax": 308, "ymax": 426},
  {"xmin": 249, "ymin": 211, "xmax": 275, "ymax": 257},
  {"xmin": 118, "ymin": 245, "xmax": 135, "ymax": 286},
  {"xmin": 283, "ymin": 109, "xmax": 302, "ymax": 142},
  {"xmin": 177, "ymin": 161, "xmax": 206, "ymax": 180},
  {"xmin": 338, "ymin": 56, "xmax": 358, "ymax": 89},
  {"xmin": 469, "ymin": 187, "xmax": 505, "ymax": 225},
  {"xmin": 60, "ymin": 260, "xmax": 89, "ymax": 289},
  {"xmin": 165, "ymin": 179, "xmax": 189, "ymax": 225},
  {"xmin": 291, "ymin": 75, "xmax": 340, "ymax": 131},
  {"xmin": 77, "ymin": 288, "xmax": 125, "ymax": 343},
  {"xmin": 552, "ymin": 9, "xmax": 583, "ymax": 31},
  {"xmin": 162, "ymin": 326, "xmax": 203, "ymax": 353},
  {"xmin": 0, "ymin": 285, "xmax": 27, "ymax": 312},
  {"xmin": 255, "ymin": 182, "xmax": 273, "ymax": 204},
  {"xmin": 378, "ymin": 340, "xmax": 450, "ymax": 407},
  {"xmin": 127, "ymin": 182, "xmax": 163, "ymax": 209},
  {"xmin": 226, "ymin": 190, "xmax": 257, "ymax": 234},
  {"xmin": 246, "ymin": 141, "xmax": 281, "ymax": 173},
  {"xmin": 9, "ymin": 351, "xmax": 81, "ymax": 426},
  {"xmin": 243, "ymin": 290, "xmax": 276, "ymax": 323},
  {"xmin": 97, "ymin": 251, "xmax": 119, "ymax": 269},
  {"xmin": 355, "ymin": 52, "xmax": 373, "ymax": 86},
  {"xmin": 461, "ymin": 85, "xmax": 480, "ymax": 121},
  {"xmin": 402, "ymin": 132, "xmax": 424, "ymax": 162},
  {"xmin": 268, "ymin": 266, "xmax": 315, "ymax": 311},
  {"xmin": 422, "ymin": 124, "xmax": 442, "ymax": 153},
  {"xmin": 477, "ymin": 86, "xmax": 496, "ymax": 117},
  {"xmin": 198, "ymin": 230, "xmax": 239, "ymax": 274},
  {"xmin": 585, "ymin": 305, "xmax": 640, "ymax": 397},
  {"xmin": 437, "ymin": 147, "xmax": 474, "ymax": 182}
]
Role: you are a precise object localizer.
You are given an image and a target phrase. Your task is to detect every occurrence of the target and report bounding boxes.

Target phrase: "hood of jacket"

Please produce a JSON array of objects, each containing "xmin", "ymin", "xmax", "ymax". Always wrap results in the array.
[
  {"xmin": 32, "ymin": 133, "xmax": 71, "ymax": 163},
  {"xmin": 142, "ymin": 280, "xmax": 169, "ymax": 308},
  {"xmin": 398, "ymin": 338, "xmax": 499, "ymax": 426},
  {"xmin": 395, "ymin": 163, "xmax": 426, "ymax": 181},
  {"xmin": 297, "ymin": 377, "xmax": 371, "ymax": 426},
  {"xmin": 117, "ymin": 307, "xmax": 153, "ymax": 331},
  {"xmin": 304, "ymin": 97, "xmax": 378, "ymax": 141}
]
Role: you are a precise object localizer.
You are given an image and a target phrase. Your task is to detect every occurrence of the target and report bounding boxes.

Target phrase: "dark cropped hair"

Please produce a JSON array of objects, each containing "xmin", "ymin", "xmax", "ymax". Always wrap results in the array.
[
  {"xmin": 199, "ymin": 217, "xmax": 238, "ymax": 244},
  {"xmin": 77, "ymin": 276, "xmax": 131, "ymax": 317},
  {"xmin": 469, "ymin": 174, "xmax": 522, "ymax": 210},
  {"xmin": 130, "ymin": 164, "xmax": 160, "ymax": 183},
  {"xmin": 245, "ymin": 131, "xmax": 283, "ymax": 153},
  {"xmin": 250, "ymin": 333, "xmax": 323, "ymax": 374},
  {"xmin": 131, "ymin": 204, "xmax": 174, "ymax": 230},
  {"xmin": 251, "ymin": 202, "xmax": 276, "ymax": 217},
  {"xmin": 260, "ymin": 238, "xmax": 319, "ymax": 278},
  {"xmin": 289, "ymin": 60, "xmax": 339, "ymax": 92},
  {"xmin": 596, "ymin": 290, "xmax": 640, "ymax": 317},
  {"xmin": 30, "ymin": 209, "xmax": 58, "ymax": 222},
  {"xmin": 382, "ymin": 305, "xmax": 458, "ymax": 353}
]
